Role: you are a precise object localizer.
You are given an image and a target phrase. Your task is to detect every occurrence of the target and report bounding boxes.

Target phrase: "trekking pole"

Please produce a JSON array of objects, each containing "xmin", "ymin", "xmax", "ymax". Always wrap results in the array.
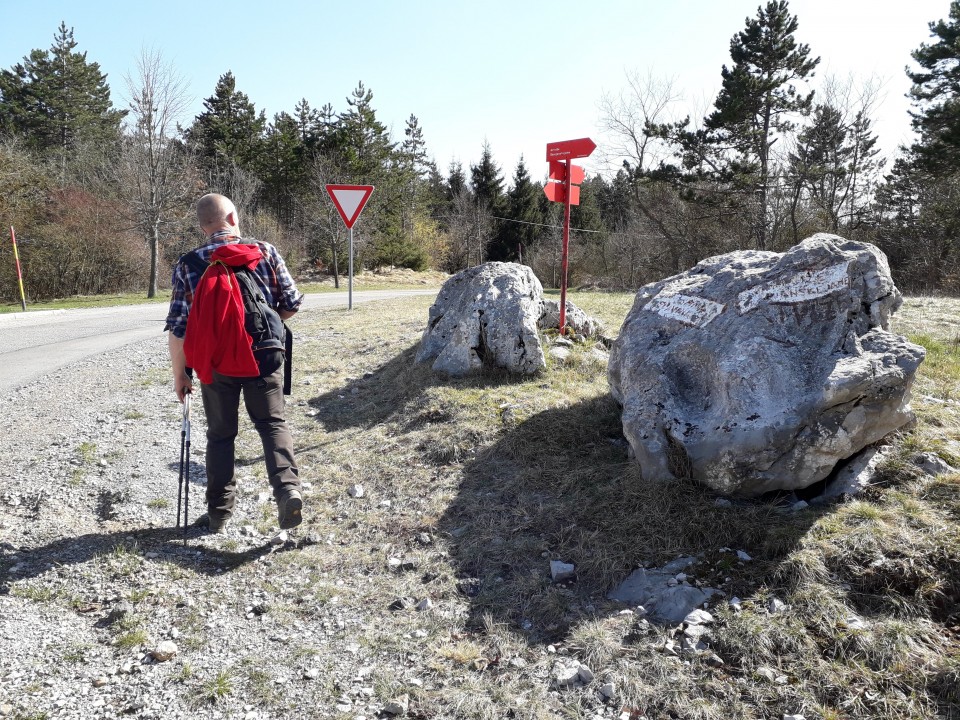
[
  {"xmin": 182, "ymin": 392, "xmax": 192, "ymax": 545},
  {"xmin": 176, "ymin": 398, "xmax": 186, "ymax": 531}
]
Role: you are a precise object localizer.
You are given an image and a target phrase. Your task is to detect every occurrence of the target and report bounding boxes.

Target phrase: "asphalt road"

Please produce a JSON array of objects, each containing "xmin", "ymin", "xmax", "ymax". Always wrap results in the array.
[{"xmin": 0, "ymin": 289, "xmax": 436, "ymax": 395}]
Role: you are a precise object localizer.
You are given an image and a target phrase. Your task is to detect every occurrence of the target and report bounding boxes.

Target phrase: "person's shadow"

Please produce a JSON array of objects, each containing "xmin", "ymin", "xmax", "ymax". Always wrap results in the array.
[{"xmin": 0, "ymin": 524, "xmax": 285, "ymax": 597}]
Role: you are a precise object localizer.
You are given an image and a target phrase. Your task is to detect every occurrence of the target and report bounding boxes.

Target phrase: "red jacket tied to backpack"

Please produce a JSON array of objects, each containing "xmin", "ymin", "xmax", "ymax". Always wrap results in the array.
[{"xmin": 184, "ymin": 244, "xmax": 263, "ymax": 383}]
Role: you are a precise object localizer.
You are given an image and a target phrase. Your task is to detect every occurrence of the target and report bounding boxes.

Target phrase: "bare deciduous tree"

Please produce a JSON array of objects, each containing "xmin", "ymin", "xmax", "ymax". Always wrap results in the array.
[
  {"xmin": 598, "ymin": 68, "xmax": 681, "ymax": 174},
  {"xmin": 119, "ymin": 48, "xmax": 194, "ymax": 297}
]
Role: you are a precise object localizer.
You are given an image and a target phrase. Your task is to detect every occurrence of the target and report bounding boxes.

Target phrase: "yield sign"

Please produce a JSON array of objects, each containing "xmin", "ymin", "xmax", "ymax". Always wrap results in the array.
[{"xmin": 325, "ymin": 184, "xmax": 374, "ymax": 228}]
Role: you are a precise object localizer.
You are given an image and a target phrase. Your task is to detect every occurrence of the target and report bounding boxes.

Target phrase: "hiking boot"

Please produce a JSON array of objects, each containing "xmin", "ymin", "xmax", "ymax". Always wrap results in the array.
[
  {"xmin": 278, "ymin": 490, "xmax": 303, "ymax": 530},
  {"xmin": 193, "ymin": 512, "xmax": 229, "ymax": 534}
]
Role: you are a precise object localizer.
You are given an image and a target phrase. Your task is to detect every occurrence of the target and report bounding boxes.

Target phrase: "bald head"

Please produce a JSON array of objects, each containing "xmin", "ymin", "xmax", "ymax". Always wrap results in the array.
[{"xmin": 197, "ymin": 193, "xmax": 239, "ymax": 235}]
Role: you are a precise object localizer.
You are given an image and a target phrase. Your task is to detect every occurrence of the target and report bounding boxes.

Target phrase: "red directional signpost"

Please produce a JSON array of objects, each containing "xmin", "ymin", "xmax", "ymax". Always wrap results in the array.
[
  {"xmin": 543, "ymin": 137, "xmax": 596, "ymax": 335},
  {"xmin": 325, "ymin": 184, "xmax": 374, "ymax": 310}
]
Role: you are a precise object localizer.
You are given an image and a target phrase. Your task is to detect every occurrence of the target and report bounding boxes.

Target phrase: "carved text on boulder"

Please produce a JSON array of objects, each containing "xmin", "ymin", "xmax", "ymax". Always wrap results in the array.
[
  {"xmin": 645, "ymin": 293, "xmax": 726, "ymax": 328},
  {"xmin": 737, "ymin": 262, "xmax": 851, "ymax": 314}
]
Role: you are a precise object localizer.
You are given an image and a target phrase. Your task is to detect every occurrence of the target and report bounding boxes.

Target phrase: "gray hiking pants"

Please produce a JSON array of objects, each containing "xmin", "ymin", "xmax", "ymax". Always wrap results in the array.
[{"xmin": 200, "ymin": 365, "xmax": 299, "ymax": 520}]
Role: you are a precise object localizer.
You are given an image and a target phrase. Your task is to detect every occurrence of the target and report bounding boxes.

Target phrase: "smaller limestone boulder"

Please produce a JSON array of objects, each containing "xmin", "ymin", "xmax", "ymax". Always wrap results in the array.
[
  {"xmin": 539, "ymin": 299, "xmax": 604, "ymax": 338},
  {"xmin": 416, "ymin": 262, "xmax": 545, "ymax": 376}
]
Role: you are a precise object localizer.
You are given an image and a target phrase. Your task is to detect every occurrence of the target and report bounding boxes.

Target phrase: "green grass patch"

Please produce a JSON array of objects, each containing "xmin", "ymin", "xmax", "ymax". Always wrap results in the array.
[{"xmin": 0, "ymin": 292, "xmax": 168, "ymax": 313}]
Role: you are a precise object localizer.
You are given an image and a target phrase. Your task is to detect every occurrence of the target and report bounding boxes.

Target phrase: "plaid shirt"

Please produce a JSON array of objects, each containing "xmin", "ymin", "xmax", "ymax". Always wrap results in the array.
[{"xmin": 164, "ymin": 231, "xmax": 303, "ymax": 339}]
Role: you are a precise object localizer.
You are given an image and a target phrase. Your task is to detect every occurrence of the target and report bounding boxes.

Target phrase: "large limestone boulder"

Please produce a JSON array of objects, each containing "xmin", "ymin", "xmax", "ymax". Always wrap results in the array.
[
  {"xmin": 416, "ymin": 262, "xmax": 546, "ymax": 376},
  {"xmin": 608, "ymin": 234, "xmax": 925, "ymax": 497}
]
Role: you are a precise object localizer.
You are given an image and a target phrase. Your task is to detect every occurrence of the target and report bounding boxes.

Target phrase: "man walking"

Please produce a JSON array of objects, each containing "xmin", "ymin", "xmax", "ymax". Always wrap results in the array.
[{"xmin": 165, "ymin": 193, "xmax": 304, "ymax": 533}]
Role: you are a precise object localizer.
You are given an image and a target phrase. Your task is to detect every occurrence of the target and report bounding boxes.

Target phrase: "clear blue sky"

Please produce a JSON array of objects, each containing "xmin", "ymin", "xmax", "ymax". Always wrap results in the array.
[{"xmin": 0, "ymin": 0, "xmax": 950, "ymax": 180}]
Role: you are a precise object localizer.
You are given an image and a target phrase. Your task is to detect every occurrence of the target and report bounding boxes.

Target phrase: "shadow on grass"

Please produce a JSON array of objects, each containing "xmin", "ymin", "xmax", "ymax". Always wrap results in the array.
[
  {"xmin": 436, "ymin": 393, "xmax": 827, "ymax": 643},
  {"xmin": 306, "ymin": 344, "xmax": 535, "ymax": 432},
  {"xmin": 0, "ymin": 524, "xmax": 292, "ymax": 596}
]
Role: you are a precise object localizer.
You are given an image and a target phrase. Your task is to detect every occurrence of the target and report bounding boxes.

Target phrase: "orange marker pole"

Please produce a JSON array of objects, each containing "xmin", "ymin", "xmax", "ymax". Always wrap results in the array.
[{"xmin": 9, "ymin": 227, "xmax": 26, "ymax": 312}]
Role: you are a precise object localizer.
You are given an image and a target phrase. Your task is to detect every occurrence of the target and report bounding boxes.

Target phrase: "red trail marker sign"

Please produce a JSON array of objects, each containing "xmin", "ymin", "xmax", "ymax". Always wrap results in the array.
[
  {"xmin": 546, "ymin": 137, "xmax": 596, "ymax": 162},
  {"xmin": 543, "ymin": 138, "xmax": 595, "ymax": 334}
]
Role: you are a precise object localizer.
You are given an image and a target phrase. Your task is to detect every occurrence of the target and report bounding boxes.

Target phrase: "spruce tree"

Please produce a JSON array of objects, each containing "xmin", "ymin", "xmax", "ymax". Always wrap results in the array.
[
  {"xmin": 0, "ymin": 22, "xmax": 125, "ymax": 171},
  {"xmin": 469, "ymin": 142, "xmax": 505, "ymax": 261},
  {"xmin": 499, "ymin": 156, "xmax": 543, "ymax": 262}
]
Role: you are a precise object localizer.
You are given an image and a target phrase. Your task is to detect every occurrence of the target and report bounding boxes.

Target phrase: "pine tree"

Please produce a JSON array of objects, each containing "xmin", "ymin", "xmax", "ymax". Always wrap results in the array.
[
  {"xmin": 0, "ymin": 22, "xmax": 125, "ymax": 172},
  {"xmin": 335, "ymin": 81, "xmax": 394, "ymax": 183},
  {"xmin": 790, "ymin": 104, "xmax": 850, "ymax": 233},
  {"xmin": 705, "ymin": 0, "xmax": 819, "ymax": 248},
  {"xmin": 259, "ymin": 111, "xmax": 305, "ymax": 224},
  {"xmin": 185, "ymin": 71, "xmax": 266, "ymax": 188}
]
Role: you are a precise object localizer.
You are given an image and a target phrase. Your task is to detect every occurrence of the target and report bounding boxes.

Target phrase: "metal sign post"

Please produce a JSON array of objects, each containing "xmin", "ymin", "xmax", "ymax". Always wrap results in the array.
[
  {"xmin": 348, "ymin": 226, "xmax": 354, "ymax": 310},
  {"xmin": 325, "ymin": 185, "xmax": 375, "ymax": 310},
  {"xmin": 543, "ymin": 138, "xmax": 595, "ymax": 334},
  {"xmin": 9, "ymin": 226, "xmax": 27, "ymax": 311}
]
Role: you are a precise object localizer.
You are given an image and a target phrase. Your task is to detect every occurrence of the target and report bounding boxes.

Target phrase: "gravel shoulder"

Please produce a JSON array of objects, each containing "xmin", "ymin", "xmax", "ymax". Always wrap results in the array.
[{"xmin": 0, "ymin": 305, "xmax": 427, "ymax": 720}]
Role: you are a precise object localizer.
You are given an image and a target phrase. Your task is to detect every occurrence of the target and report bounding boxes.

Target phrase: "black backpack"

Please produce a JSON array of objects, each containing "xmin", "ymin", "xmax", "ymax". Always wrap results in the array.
[{"xmin": 181, "ymin": 246, "xmax": 293, "ymax": 394}]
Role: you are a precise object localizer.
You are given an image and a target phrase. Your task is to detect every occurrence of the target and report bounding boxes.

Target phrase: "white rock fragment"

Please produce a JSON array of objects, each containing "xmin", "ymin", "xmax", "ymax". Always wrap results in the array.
[
  {"xmin": 767, "ymin": 597, "xmax": 787, "ymax": 614},
  {"xmin": 684, "ymin": 609, "xmax": 714, "ymax": 625},
  {"xmin": 552, "ymin": 663, "xmax": 582, "ymax": 687},
  {"xmin": 600, "ymin": 682, "xmax": 616, "ymax": 699},
  {"xmin": 150, "ymin": 641, "xmax": 178, "ymax": 662},
  {"xmin": 348, "ymin": 484, "xmax": 364, "ymax": 498},
  {"xmin": 550, "ymin": 560, "xmax": 575, "ymax": 582},
  {"xmin": 736, "ymin": 550, "xmax": 752, "ymax": 561},
  {"xmin": 577, "ymin": 664, "xmax": 595, "ymax": 684}
]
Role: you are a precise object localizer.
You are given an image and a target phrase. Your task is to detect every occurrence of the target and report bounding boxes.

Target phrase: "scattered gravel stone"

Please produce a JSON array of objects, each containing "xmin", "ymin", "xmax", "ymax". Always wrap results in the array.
[
  {"xmin": 550, "ymin": 560, "xmax": 575, "ymax": 582},
  {"xmin": 684, "ymin": 609, "xmax": 714, "ymax": 625},
  {"xmin": 577, "ymin": 664, "xmax": 595, "ymax": 684},
  {"xmin": 270, "ymin": 530, "xmax": 289, "ymax": 546},
  {"xmin": 552, "ymin": 662, "xmax": 582, "ymax": 687},
  {"xmin": 389, "ymin": 596, "xmax": 416, "ymax": 611},
  {"xmin": 383, "ymin": 694, "xmax": 409, "ymax": 715},
  {"xmin": 767, "ymin": 597, "xmax": 788, "ymax": 614},
  {"xmin": 415, "ymin": 597, "xmax": 433, "ymax": 611},
  {"xmin": 756, "ymin": 667, "xmax": 778, "ymax": 682},
  {"xmin": 303, "ymin": 668, "xmax": 320, "ymax": 680},
  {"xmin": 736, "ymin": 550, "xmax": 752, "ymax": 561},
  {"xmin": 714, "ymin": 498, "xmax": 732, "ymax": 507},
  {"xmin": 783, "ymin": 715, "xmax": 806, "ymax": 720},
  {"xmin": 348, "ymin": 484, "xmax": 364, "ymax": 498},
  {"xmin": 600, "ymin": 682, "xmax": 616, "ymax": 699},
  {"xmin": 150, "ymin": 641, "xmax": 178, "ymax": 662},
  {"xmin": 912, "ymin": 452, "xmax": 956, "ymax": 477}
]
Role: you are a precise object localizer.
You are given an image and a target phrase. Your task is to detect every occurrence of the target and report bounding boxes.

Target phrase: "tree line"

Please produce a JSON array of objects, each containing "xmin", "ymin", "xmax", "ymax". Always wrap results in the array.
[{"xmin": 2, "ymin": 4, "xmax": 960, "ymax": 302}]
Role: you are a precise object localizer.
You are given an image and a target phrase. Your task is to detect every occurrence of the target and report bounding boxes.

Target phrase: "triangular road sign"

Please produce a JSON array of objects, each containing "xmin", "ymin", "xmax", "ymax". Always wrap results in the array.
[{"xmin": 325, "ymin": 184, "xmax": 375, "ymax": 228}]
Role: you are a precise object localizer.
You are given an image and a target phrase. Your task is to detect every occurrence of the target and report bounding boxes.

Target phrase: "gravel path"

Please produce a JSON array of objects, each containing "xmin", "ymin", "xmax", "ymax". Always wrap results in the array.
[{"xmin": 0, "ymin": 309, "xmax": 419, "ymax": 719}]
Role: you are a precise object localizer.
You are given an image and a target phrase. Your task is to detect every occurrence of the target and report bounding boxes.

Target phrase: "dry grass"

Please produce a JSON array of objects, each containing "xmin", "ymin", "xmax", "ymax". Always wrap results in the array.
[{"xmin": 218, "ymin": 293, "xmax": 960, "ymax": 718}]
